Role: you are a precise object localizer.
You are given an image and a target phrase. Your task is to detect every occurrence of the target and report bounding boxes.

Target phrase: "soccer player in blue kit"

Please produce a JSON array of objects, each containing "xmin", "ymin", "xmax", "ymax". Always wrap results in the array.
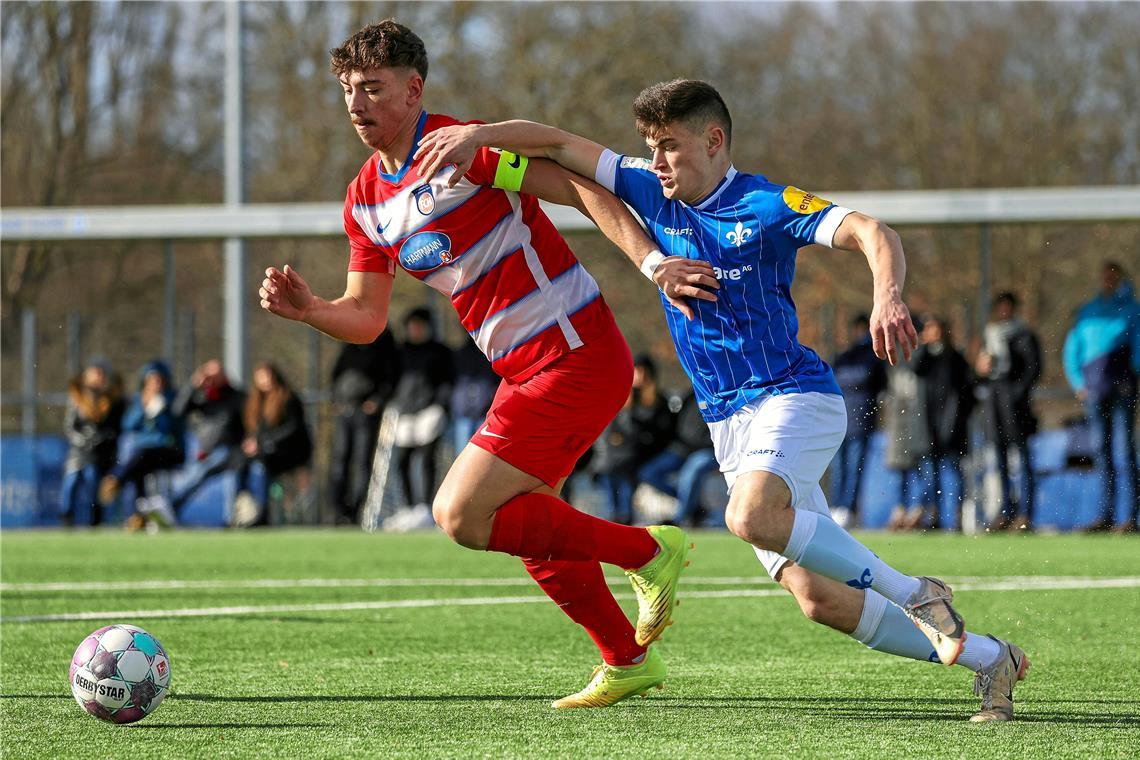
[{"xmin": 416, "ymin": 79, "xmax": 1030, "ymax": 722}]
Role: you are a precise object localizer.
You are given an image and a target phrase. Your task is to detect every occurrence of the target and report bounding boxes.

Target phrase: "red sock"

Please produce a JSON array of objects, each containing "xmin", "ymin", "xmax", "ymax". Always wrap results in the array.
[
  {"xmin": 488, "ymin": 492, "xmax": 658, "ymax": 569},
  {"xmin": 523, "ymin": 558, "xmax": 646, "ymax": 666}
]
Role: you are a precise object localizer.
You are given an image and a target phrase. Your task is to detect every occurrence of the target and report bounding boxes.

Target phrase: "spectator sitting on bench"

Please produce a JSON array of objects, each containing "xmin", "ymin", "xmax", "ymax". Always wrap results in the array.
[
  {"xmin": 240, "ymin": 362, "xmax": 313, "ymax": 525},
  {"xmin": 62, "ymin": 360, "xmax": 125, "ymax": 527},
  {"xmin": 143, "ymin": 359, "xmax": 246, "ymax": 526},
  {"xmin": 99, "ymin": 360, "xmax": 185, "ymax": 530}
]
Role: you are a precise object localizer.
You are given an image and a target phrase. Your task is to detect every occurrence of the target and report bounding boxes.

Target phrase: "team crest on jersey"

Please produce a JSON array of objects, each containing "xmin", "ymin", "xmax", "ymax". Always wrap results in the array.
[
  {"xmin": 399, "ymin": 231, "xmax": 453, "ymax": 272},
  {"xmin": 620, "ymin": 156, "xmax": 652, "ymax": 170},
  {"xmin": 413, "ymin": 184, "xmax": 436, "ymax": 215},
  {"xmin": 782, "ymin": 186, "xmax": 830, "ymax": 215}
]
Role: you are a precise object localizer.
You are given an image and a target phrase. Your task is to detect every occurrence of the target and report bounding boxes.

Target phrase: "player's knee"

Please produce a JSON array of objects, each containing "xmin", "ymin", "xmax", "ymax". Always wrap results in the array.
[
  {"xmin": 431, "ymin": 497, "xmax": 485, "ymax": 549},
  {"xmin": 724, "ymin": 506, "xmax": 756, "ymax": 543},
  {"xmin": 724, "ymin": 499, "xmax": 782, "ymax": 551}
]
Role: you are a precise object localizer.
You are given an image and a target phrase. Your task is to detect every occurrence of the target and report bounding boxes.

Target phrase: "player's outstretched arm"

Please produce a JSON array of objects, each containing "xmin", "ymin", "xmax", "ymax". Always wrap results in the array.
[
  {"xmin": 416, "ymin": 120, "xmax": 605, "ymax": 189},
  {"xmin": 260, "ymin": 266, "xmax": 393, "ymax": 344},
  {"xmin": 832, "ymin": 212, "xmax": 918, "ymax": 365},
  {"xmin": 520, "ymin": 159, "xmax": 718, "ymax": 321}
]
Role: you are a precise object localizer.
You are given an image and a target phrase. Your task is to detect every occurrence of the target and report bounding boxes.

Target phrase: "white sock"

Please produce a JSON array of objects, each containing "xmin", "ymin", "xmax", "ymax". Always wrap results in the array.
[
  {"xmin": 785, "ymin": 510, "xmax": 921, "ymax": 606},
  {"xmin": 853, "ymin": 590, "xmax": 941, "ymax": 663},
  {"xmin": 956, "ymin": 634, "xmax": 1003, "ymax": 672},
  {"xmin": 854, "ymin": 590, "xmax": 1002, "ymax": 670}
]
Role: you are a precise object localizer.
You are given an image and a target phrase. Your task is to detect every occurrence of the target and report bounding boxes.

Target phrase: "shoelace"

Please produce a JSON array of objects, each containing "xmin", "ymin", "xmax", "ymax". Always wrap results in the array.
[
  {"xmin": 907, "ymin": 602, "xmax": 943, "ymax": 631},
  {"xmin": 628, "ymin": 575, "xmax": 653, "ymax": 616},
  {"xmin": 972, "ymin": 669, "xmax": 993, "ymax": 708}
]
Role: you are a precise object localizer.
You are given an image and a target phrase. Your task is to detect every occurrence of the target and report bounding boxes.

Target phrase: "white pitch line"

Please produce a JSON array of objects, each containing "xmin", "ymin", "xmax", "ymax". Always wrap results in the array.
[
  {"xmin": 3, "ymin": 577, "xmax": 1138, "ymax": 624},
  {"xmin": 2, "ymin": 574, "xmax": 1134, "ymax": 594}
]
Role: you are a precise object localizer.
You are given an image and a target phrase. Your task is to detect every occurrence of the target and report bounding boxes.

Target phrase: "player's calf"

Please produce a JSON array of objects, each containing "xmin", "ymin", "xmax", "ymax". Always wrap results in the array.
[{"xmin": 776, "ymin": 563, "xmax": 864, "ymax": 634}]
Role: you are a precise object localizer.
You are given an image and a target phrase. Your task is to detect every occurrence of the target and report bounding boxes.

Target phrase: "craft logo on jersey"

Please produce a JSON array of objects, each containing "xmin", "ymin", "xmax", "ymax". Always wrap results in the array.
[
  {"xmin": 782, "ymin": 186, "xmax": 830, "ymax": 215},
  {"xmin": 413, "ymin": 184, "xmax": 435, "ymax": 215},
  {"xmin": 726, "ymin": 221, "xmax": 753, "ymax": 247},
  {"xmin": 399, "ymin": 231, "xmax": 453, "ymax": 272},
  {"xmin": 620, "ymin": 156, "xmax": 652, "ymax": 170}
]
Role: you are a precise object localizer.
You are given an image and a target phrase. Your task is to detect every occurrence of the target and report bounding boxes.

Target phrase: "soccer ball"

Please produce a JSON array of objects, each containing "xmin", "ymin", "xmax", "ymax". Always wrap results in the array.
[{"xmin": 69, "ymin": 624, "xmax": 171, "ymax": 724}]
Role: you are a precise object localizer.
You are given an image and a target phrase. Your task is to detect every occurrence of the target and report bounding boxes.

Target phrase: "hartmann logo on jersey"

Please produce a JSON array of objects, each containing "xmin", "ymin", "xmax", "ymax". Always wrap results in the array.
[{"xmin": 399, "ymin": 231, "xmax": 454, "ymax": 272}]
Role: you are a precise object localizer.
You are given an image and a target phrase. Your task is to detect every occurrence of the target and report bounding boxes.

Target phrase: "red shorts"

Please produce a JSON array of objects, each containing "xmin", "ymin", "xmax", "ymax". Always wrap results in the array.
[{"xmin": 470, "ymin": 321, "xmax": 633, "ymax": 487}]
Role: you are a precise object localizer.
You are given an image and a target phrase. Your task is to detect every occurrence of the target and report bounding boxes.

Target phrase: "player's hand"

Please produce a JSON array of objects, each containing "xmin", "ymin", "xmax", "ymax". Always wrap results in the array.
[
  {"xmin": 870, "ymin": 295, "xmax": 918, "ymax": 365},
  {"xmin": 414, "ymin": 124, "xmax": 484, "ymax": 188},
  {"xmin": 652, "ymin": 257, "xmax": 719, "ymax": 320},
  {"xmin": 260, "ymin": 265, "xmax": 313, "ymax": 322}
]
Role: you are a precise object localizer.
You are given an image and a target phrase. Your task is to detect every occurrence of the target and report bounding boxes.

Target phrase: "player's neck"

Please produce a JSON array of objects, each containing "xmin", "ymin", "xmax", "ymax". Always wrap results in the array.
[{"xmin": 375, "ymin": 108, "xmax": 426, "ymax": 175}]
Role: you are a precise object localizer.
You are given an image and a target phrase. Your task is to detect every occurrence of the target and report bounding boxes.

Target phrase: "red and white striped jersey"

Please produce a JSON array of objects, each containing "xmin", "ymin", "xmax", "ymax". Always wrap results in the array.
[{"xmin": 344, "ymin": 112, "xmax": 614, "ymax": 382}]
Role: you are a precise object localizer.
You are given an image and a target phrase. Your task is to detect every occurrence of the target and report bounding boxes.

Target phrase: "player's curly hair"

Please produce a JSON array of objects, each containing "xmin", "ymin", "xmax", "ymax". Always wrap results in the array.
[
  {"xmin": 330, "ymin": 19, "xmax": 428, "ymax": 80},
  {"xmin": 633, "ymin": 79, "xmax": 732, "ymax": 146}
]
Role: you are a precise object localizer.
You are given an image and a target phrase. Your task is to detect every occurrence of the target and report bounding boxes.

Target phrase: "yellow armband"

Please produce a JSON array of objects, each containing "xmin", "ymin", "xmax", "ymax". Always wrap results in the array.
[{"xmin": 492, "ymin": 151, "xmax": 529, "ymax": 192}]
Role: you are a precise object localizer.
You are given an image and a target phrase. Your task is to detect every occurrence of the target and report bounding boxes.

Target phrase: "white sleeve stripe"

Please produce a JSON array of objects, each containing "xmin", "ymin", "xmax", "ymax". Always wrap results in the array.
[
  {"xmin": 595, "ymin": 149, "xmax": 619, "ymax": 194},
  {"xmin": 814, "ymin": 205, "xmax": 854, "ymax": 248}
]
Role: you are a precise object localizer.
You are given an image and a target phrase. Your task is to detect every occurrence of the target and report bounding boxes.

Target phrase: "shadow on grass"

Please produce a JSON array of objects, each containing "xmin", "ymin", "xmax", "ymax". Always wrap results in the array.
[
  {"xmin": 173, "ymin": 693, "xmax": 558, "ymax": 703},
  {"xmin": 131, "ymin": 723, "xmax": 332, "ymax": 729},
  {"xmin": 4, "ymin": 693, "xmax": 1138, "ymax": 727}
]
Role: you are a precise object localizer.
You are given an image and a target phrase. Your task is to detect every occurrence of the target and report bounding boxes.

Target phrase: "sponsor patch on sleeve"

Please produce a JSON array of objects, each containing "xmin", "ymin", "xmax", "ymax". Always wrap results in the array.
[
  {"xmin": 620, "ymin": 156, "xmax": 652, "ymax": 170},
  {"xmin": 782, "ymin": 186, "xmax": 831, "ymax": 214}
]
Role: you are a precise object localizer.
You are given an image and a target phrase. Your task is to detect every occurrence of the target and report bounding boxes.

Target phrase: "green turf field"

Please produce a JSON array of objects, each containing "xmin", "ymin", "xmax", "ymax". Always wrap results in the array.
[{"xmin": 2, "ymin": 529, "xmax": 1137, "ymax": 758}]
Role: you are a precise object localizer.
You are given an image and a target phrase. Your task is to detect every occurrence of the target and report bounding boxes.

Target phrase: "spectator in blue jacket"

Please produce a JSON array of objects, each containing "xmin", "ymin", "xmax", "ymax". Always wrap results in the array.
[
  {"xmin": 828, "ymin": 314, "xmax": 888, "ymax": 528},
  {"xmin": 1064, "ymin": 261, "xmax": 1140, "ymax": 532},
  {"xmin": 99, "ymin": 360, "xmax": 185, "ymax": 529}
]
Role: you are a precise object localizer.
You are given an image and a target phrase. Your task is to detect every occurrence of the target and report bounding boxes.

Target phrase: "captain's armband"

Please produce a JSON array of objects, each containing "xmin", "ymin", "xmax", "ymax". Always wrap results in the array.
[{"xmin": 492, "ymin": 150, "xmax": 529, "ymax": 192}]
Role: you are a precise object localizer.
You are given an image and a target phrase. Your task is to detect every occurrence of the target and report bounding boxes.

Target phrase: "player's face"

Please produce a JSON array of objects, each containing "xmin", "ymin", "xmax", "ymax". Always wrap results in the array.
[
  {"xmin": 340, "ymin": 67, "xmax": 422, "ymax": 152},
  {"xmin": 645, "ymin": 121, "xmax": 724, "ymax": 204}
]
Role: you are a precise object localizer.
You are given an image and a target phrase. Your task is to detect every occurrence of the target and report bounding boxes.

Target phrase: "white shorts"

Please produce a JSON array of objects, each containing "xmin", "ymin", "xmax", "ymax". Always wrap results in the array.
[{"xmin": 708, "ymin": 392, "xmax": 847, "ymax": 578}]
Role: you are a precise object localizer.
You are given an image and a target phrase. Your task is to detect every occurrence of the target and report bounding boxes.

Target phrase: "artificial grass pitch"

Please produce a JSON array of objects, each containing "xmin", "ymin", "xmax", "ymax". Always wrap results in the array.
[{"xmin": 2, "ymin": 529, "xmax": 1138, "ymax": 758}]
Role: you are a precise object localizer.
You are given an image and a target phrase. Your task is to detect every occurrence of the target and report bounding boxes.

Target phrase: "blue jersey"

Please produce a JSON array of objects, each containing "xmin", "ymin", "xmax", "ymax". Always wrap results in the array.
[{"xmin": 597, "ymin": 149, "xmax": 849, "ymax": 422}]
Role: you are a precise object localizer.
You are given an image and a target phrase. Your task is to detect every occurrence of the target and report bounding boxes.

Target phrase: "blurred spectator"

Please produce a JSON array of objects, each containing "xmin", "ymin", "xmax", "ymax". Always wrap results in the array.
[
  {"xmin": 638, "ymin": 390, "xmax": 718, "ymax": 527},
  {"xmin": 329, "ymin": 329, "xmax": 399, "ymax": 525},
  {"xmin": 592, "ymin": 355, "xmax": 674, "ymax": 524},
  {"xmin": 61, "ymin": 361, "xmax": 124, "ymax": 526},
  {"xmin": 882, "ymin": 326, "xmax": 929, "ymax": 530},
  {"xmin": 910, "ymin": 316, "xmax": 975, "ymax": 530},
  {"xmin": 1063, "ymin": 261, "xmax": 1140, "ymax": 532},
  {"xmin": 99, "ymin": 360, "xmax": 185, "ymax": 529},
  {"xmin": 450, "ymin": 340, "xmax": 499, "ymax": 455},
  {"xmin": 977, "ymin": 292, "xmax": 1041, "ymax": 530},
  {"xmin": 141, "ymin": 359, "xmax": 246, "ymax": 525},
  {"xmin": 240, "ymin": 362, "xmax": 313, "ymax": 525},
  {"xmin": 828, "ymin": 314, "xmax": 888, "ymax": 528},
  {"xmin": 392, "ymin": 308, "xmax": 453, "ymax": 514}
]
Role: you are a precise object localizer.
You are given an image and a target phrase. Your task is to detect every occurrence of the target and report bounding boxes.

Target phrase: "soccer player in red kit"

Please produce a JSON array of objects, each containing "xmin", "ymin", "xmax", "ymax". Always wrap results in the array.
[{"xmin": 259, "ymin": 20, "xmax": 695, "ymax": 708}]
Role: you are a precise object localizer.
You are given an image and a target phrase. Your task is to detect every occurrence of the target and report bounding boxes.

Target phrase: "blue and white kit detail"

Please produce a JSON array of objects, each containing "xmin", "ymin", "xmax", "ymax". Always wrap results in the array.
[{"xmin": 595, "ymin": 148, "xmax": 853, "ymax": 423}]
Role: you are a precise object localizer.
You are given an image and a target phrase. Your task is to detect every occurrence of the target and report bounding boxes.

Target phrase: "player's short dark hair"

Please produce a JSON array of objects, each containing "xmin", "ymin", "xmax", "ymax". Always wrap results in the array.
[
  {"xmin": 330, "ymin": 19, "xmax": 428, "ymax": 80},
  {"xmin": 993, "ymin": 291, "xmax": 1019, "ymax": 310},
  {"xmin": 1103, "ymin": 260, "xmax": 1125, "ymax": 276},
  {"xmin": 851, "ymin": 313, "xmax": 871, "ymax": 328},
  {"xmin": 632, "ymin": 79, "xmax": 732, "ymax": 146}
]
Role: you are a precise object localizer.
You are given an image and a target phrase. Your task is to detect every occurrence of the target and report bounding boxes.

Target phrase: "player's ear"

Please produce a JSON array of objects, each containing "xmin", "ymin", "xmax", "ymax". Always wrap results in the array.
[
  {"xmin": 405, "ymin": 71, "xmax": 423, "ymax": 105},
  {"xmin": 706, "ymin": 125, "xmax": 726, "ymax": 157}
]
